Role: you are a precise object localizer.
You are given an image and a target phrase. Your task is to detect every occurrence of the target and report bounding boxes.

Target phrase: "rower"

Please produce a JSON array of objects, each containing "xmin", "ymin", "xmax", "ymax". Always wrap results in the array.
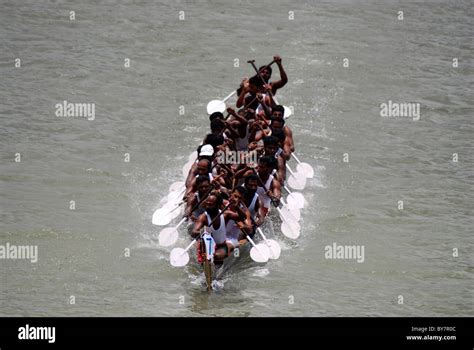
[
  {"xmin": 209, "ymin": 111, "xmax": 224, "ymax": 122},
  {"xmin": 184, "ymin": 175, "xmax": 211, "ymax": 222},
  {"xmin": 225, "ymin": 186, "xmax": 253, "ymax": 248},
  {"xmin": 186, "ymin": 158, "xmax": 222, "ymax": 198},
  {"xmin": 243, "ymin": 174, "xmax": 265, "ymax": 227},
  {"xmin": 240, "ymin": 156, "xmax": 281, "ymax": 217},
  {"xmin": 236, "ymin": 55, "xmax": 288, "ymax": 108},
  {"xmin": 263, "ymin": 136, "xmax": 286, "ymax": 183},
  {"xmin": 227, "ymin": 107, "xmax": 252, "ymax": 152},
  {"xmin": 185, "ymin": 144, "xmax": 215, "ymax": 189},
  {"xmin": 191, "ymin": 192, "xmax": 244, "ymax": 264},
  {"xmin": 259, "ymin": 55, "xmax": 288, "ymax": 96},
  {"xmin": 270, "ymin": 108, "xmax": 294, "ymax": 157}
]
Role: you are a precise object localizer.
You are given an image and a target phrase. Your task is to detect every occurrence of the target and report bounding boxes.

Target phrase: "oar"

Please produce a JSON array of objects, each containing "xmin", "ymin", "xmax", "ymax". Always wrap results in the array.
[
  {"xmin": 170, "ymin": 205, "xmax": 231, "ymax": 268},
  {"xmin": 207, "ymin": 90, "xmax": 237, "ymax": 115},
  {"xmin": 167, "ymin": 186, "xmax": 186, "ymax": 205},
  {"xmin": 158, "ymin": 181, "xmax": 217, "ymax": 236},
  {"xmin": 158, "ymin": 217, "xmax": 187, "ymax": 247},
  {"xmin": 247, "ymin": 60, "xmax": 292, "ymax": 119},
  {"xmin": 286, "ymin": 164, "xmax": 306, "ymax": 190},
  {"xmin": 280, "ymin": 197, "xmax": 300, "ymax": 221},
  {"xmin": 291, "ymin": 153, "xmax": 314, "ymax": 178},
  {"xmin": 256, "ymin": 227, "xmax": 281, "ymax": 259},
  {"xmin": 169, "ymin": 203, "xmax": 230, "ymax": 267},
  {"xmin": 252, "ymin": 169, "xmax": 301, "ymax": 239},
  {"xmin": 152, "ymin": 200, "xmax": 184, "ymax": 226},
  {"xmin": 188, "ymin": 151, "xmax": 198, "ymax": 163},
  {"xmin": 245, "ymin": 234, "xmax": 270, "ymax": 263},
  {"xmin": 284, "ymin": 185, "xmax": 305, "ymax": 209},
  {"xmin": 182, "ymin": 160, "xmax": 194, "ymax": 179},
  {"xmin": 170, "ymin": 238, "xmax": 195, "ymax": 267},
  {"xmin": 169, "ymin": 181, "xmax": 185, "ymax": 192}
]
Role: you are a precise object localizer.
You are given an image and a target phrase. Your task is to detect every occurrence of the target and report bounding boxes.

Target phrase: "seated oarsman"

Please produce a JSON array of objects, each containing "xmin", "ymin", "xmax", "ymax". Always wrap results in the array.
[
  {"xmin": 239, "ymin": 156, "xmax": 281, "ymax": 217},
  {"xmin": 186, "ymin": 159, "xmax": 226, "ymax": 198},
  {"xmin": 236, "ymin": 75, "xmax": 265, "ymax": 108},
  {"xmin": 184, "ymin": 175, "xmax": 211, "ymax": 222},
  {"xmin": 269, "ymin": 128, "xmax": 290, "ymax": 162},
  {"xmin": 262, "ymin": 136, "xmax": 286, "ymax": 183},
  {"xmin": 209, "ymin": 111, "xmax": 224, "ymax": 122},
  {"xmin": 191, "ymin": 192, "xmax": 244, "ymax": 265},
  {"xmin": 224, "ymin": 186, "xmax": 253, "ymax": 249},
  {"xmin": 185, "ymin": 145, "xmax": 215, "ymax": 190},
  {"xmin": 270, "ymin": 107, "xmax": 294, "ymax": 157},
  {"xmin": 243, "ymin": 174, "xmax": 266, "ymax": 227},
  {"xmin": 255, "ymin": 88, "xmax": 275, "ymax": 120},
  {"xmin": 203, "ymin": 133, "xmax": 225, "ymax": 151},
  {"xmin": 210, "ymin": 118, "xmax": 227, "ymax": 137},
  {"xmin": 247, "ymin": 118, "xmax": 271, "ymax": 152},
  {"xmin": 226, "ymin": 107, "xmax": 252, "ymax": 151}
]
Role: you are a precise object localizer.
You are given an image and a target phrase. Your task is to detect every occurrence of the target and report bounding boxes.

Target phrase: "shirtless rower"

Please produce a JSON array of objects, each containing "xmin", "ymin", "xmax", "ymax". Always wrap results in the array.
[{"xmin": 236, "ymin": 55, "xmax": 288, "ymax": 108}]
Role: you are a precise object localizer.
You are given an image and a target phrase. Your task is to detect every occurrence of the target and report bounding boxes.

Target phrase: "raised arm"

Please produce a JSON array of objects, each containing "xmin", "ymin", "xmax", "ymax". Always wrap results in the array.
[{"xmin": 270, "ymin": 56, "xmax": 288, "ymax": 94}]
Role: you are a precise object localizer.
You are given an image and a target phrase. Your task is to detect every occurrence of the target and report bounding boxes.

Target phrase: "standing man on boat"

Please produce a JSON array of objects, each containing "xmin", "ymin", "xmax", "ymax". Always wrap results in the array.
[{"xmin": 236, "ymin": 55, "xmax": 288, "ymax": 108}]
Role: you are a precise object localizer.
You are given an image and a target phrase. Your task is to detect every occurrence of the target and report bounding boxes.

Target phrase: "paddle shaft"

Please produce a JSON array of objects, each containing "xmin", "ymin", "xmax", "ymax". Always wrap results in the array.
[
  {"xmin": 286, "ymin": 163, "xmax": 297, "ymax": 177},
  {"xmin": 177, "ymin": 202, "xmax": 233, "ymax": 258},
  {"xmin": 222, "ymin": 90, "xmax": 237, "ymax": 103},
  {"xmin": 251, "ymin": 168, "xmax": 280, "ymax": 207},
  {"xmin": 291, "ymin": 153, "xmax": 302, "ymax": 164},
  {"xmin": 247, "ymin": 60, "xmax": 280, "ymax": 104},
  {"xmin": 245, "ymin": 234, "xmax": 268, "ymax": 260},
  {"xmin": 185, "ymin": 180, "xmax": 220, "ymax": 218},
  {"xmin": 257, "ymin": 227, "xmax": 268, "ymax": 240}
]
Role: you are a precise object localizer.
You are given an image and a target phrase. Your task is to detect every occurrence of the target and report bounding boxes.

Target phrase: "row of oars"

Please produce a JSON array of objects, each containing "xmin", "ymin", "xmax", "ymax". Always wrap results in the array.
[{"xmin": 152, "ymin": 59, "xmax": 315, "ymax": 265}]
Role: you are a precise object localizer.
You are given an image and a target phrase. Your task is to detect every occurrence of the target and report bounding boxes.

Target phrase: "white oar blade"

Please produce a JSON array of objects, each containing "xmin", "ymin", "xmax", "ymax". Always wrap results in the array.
[
  {"xmin": 279, "ymin": 205, "xmax": 300, "ymax": 222},
  {"xmin": 288, "ymin": 173, "xmax": 306, "ymax": 190},
  {"xmin": 287, "ymin": 192, "xmax": 305, "ymax": 209},
  {"xmin": 265, "ymin": 239, "xmax": 281, "ymax": 259},
  {"xmin": 188, "ymin": 151, "xmax": 197, "ymax": 163},
  {"xmin": 159, "ymin": 227, "xmax": 179, "ymax": 247},
  {"xmin": 152, "ymin": 209, "xmax": 174, "ymax": 226},
  {"xmin": 182, "ymin": 161, "xmax": 193, "ymax": 179},
  {"xmin": 207, "ymin": 100, "xmax": 226, "ymax": 114},
  {"xmin": 297, "ymin": 162, "xmax": 314, "ymax": 178},
  {"xmin": 289, "ymin": 207, "xmax": 301, "ymax": 221},
  {"xmin": 283, "ymin": 105, "xmax": 292, "ymax": 119},
  {"xmin": 250, "ymin": 244, "xmax": 270, "ymax": 263},
  {"xmin": 281, "ymin": 220, "xmax": 300, "ymax": 239},
  {"xmin": 169, "ymin": 181, "xmax": 185, "ymax": 192},
  {"xmin": 170, "ymin": 248, "xmax": 190, "ymax": 267},
  {"xmin": 167, "ymin": 190, "xmax": 183, "ymax": 203}
]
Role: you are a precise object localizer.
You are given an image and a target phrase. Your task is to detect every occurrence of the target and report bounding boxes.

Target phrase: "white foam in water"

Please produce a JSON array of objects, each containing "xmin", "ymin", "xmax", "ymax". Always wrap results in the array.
[
  {"xmin": 312, "ymin": 165, "xmax": 326, "ymax": 188},
  {"xmin": 252, "ymin": 268, "xmax": 270, "ymax": 277}
]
